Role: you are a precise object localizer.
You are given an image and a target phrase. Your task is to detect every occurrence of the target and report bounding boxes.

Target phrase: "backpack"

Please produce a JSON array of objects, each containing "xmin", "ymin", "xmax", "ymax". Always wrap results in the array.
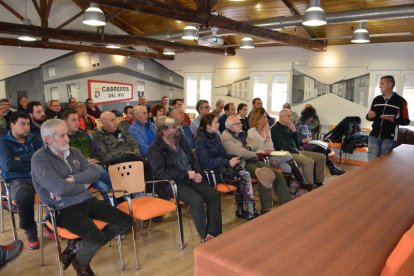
[
  {"xmin": 341, "ymin": 132, "xmax": 368, "ymax": 154},
  {"xmin": 324, "ymin": 116, "xmax": 362, "ymax": 143}
]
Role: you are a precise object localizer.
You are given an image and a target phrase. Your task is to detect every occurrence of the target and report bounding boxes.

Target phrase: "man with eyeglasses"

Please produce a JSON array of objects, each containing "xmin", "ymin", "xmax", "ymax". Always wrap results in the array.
[
  {"xmin": 45, "ymin": 100, "xmax": 62, "ymax": 120},
  {"xmin": 221, "ymin": 115, "xmax": 292, "ymax": 213},
  {"xmin": 190, "ymin": 100, "xmax": 210, "ymax": 135},
  {"xmin": 68, "ymin": 97, "xmax": 78, "ymax": 111},
  {"xmin": 271, "ymin": 109, "xmax": 325, "ymax": 187}
]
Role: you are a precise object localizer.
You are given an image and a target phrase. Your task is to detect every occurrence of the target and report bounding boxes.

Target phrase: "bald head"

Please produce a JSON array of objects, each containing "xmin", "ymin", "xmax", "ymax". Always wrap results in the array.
[
  {"xmin": 132, "ymin": 105, "xmax": 148, "ymax": 124},
  {"xmin": 100, "ymin": 111, "xmax": 117, "ymax": 133}
]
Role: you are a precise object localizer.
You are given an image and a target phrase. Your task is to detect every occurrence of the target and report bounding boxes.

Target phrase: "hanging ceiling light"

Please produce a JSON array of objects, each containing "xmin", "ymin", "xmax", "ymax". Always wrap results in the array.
[
  {"xmin": 163, "ymin": 49, "xmax": 175, "ymax": 55},
  {"xmin": 302, "ymin": 0, "xmax": 327, "ymax": 27},
  {"xmin": 240, "ymin": 37, "xmax": 255, "ymax": 49},
  {"xmin": 106, "ymin": 44, "xmax": 120, "ymax": 49},
  {"xmin": 351, "ymin": 21, "xmax": 370, "ymax": 43},
  {"xmin": 82, "ymin": 3, "xmax": 106, "ymax": 26},
  {"xmin": 181, "ymin": 25, "xmax": 198, "ymax": 40},
  {"xmin": 17, "ymin": 19, "xmax": 36, "ymax": 41}
]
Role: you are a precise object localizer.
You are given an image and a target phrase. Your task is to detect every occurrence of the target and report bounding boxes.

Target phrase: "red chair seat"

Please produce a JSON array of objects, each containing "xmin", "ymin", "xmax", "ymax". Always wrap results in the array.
[
  {"xmin": 46, "ymin": 219, "xmax": 108, "ymax": 240},
  {"xmin": 117, "ymin": 197, "xmax": 176, "ymax": 221}
]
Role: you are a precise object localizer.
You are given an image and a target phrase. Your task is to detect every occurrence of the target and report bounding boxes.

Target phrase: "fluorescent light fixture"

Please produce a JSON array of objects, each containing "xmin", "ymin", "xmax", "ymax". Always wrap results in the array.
[
  {"xmin": 181, "ymin": 25, "xmax": 198, "ymax": 40},
  {"xmin": 106, "ymin": 44, "xmax": 120, "ymax": 49},
  {"xmin": 17, "ymin": 19, "xmax": 37, "ymax": 41},
  {"xmin": 163, "ymin": 49, "xmax": 175, "ymax": 55},
  {"xmin": 302, "ymin": 0, "xmax": 327, "ymax": 27},
  {"xmin": 82, "ymin": 3, "xmax": 106, "ymax": 26},
  {"xmin": 351, "ymin": 21, "xmax": 370, "ymax": 43},
  {"xmin": 240, "ymin": 37, "xmax": 255, "ymax": 49}
]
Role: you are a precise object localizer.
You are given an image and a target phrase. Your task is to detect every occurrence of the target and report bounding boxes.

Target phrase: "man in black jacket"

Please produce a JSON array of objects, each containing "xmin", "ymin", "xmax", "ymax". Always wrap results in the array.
[
  {"xmin": 366, "ymin": 75, "xmax": 410, "ymax": 160},
  {"xmin": 147, "ymin": 117, "xmax": 222, "ymax": 242}
]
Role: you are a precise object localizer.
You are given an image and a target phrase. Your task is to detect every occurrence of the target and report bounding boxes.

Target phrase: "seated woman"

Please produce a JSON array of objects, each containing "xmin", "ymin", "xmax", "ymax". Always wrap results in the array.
[
  {"xmin": 195, "ymin": 113, "xmax": 259, "ymax": 220},
  {"xmin": 237, "ymin": 103, "xmax": 249, "ymax": 132},
  {"xmin": 247, "ymin": 108, "xmax": 314, "ymax": 190},
  {"xmin": 295, "ymin": 106, "xmax": 345, "ymax": 175}
]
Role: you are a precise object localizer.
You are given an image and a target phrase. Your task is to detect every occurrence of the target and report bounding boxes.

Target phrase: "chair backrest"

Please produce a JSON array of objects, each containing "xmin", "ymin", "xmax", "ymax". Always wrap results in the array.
[
  {"xmin": 381, "ymin": 224, "xmax": 414, "ymax": 276},
  {"xmin": 108, "ymin": 161, "xmax": 146, "ymax": 195},
  {"xmin": 188, "ymin": 112, "xmax": 196, "ymax": 120}
]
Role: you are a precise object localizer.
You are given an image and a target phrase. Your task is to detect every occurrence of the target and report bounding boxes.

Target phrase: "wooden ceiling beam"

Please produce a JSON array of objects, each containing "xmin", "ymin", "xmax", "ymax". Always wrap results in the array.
[
  {"xmin": 195, "ymin": 0, "xmax": 217, "ymax": 13},
  {"xmin": 281, "ymin": 0, "xmax": 319, "ymax": 39},
  {"xmin": 0, "ymin": 37, "xmax": 174, "ymax": 60},
  {"xmin": 0, "ymin": 21, "xmax": 235, "ymax": 56},
  {"xmin": 85, "ymin": 0, "xmax": 325, "ymax": 51},
  {"xmin": 105, "ymin": 8, "xmax": 123, "ymax": 22},
  {"xmin": 57, "ymin": 10, "xmax": 84, "ymax": 29},
  {"xmin": 32, "ymin": 0, "xmax": 41, "ymax": 17},
  {"xmin": 0, "ymin": 0, "xmax": 24, "ymax": 21}
]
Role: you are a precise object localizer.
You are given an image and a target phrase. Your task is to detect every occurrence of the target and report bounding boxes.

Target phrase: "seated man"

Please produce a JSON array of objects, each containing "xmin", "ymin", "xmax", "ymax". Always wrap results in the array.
[
  {"xmin": 248, "ymin": 98, "xmax": 275, "ymax": 126},
  {"xmin": 94, "ymin": 112, "xmax": 171, "ymax": 200},
  {"xmin": 118, "ymin": 105, "xmax": 133, "ymax": 131},
  {"xmin": 271, "ymin": 109, "xmax": 325, "ymax": 187},
  {"xmin": 85, "ymin": 98, "xmax": 102, "ymax": 119},
  {"xmin": 221, "ymin": 115, "xmax": 292, "ymax": 213},
  {"xmin": 76, "ymin": 102, "xmax": 96, "ymax": 134},
  {"xmin": 31, "ymin": 119, "xmax": 132, "ymax": 275},
  {"xmin": 147, "ymin": 117, "xmax": 222, "ymax": 242},
  {"xmin": 171, "ymin": 108, "xmax": 194, "ymax": 150},
  {"xmin": 218, "ymin": 102, "xmax": 236, "ymax": 133},
  {"xmin": 27, "ymin": 101, "xmax": 46, "ymax": 137},
  {"xmin": 62, "ymin": 110, "xmax": 112, "ymax": 201},
  {"xmin": 190, "ymin": 100, "xmax": 210, "ymax": 135},
  {"xmin": 128, "ymin": 105, "xmax": 157, "ymax": 157},
  {"xmin": 171, "ymin": 99, "xmax": 191, "ymax": 126},
  {"xmin": 45, "ymin": 100, "xmax": 62, "ymax": 120},
  {"xmin": 0, "ymin": 112, "xmax": 43, "ymax": 249}
]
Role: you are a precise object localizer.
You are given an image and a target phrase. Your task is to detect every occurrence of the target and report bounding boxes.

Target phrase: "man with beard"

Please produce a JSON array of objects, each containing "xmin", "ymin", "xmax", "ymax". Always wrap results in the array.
[
  {"xmin": 27, "ymin": 101, "xmax": 46, "ymax": 136},
  {"xmin": 0, "ymin": 112, "xmax": 43, "ymax": 249},
  {"xmin": 147, "ymin": 116, "xmax": 222, "ymax": 241},
  {"xmin": 31, "ymin": 119, "xmax": 132, "ymax": 275}
]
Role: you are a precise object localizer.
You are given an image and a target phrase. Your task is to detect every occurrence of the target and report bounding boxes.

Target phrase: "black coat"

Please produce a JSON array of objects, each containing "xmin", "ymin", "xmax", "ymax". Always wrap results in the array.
[{"xmin": 147, "ymin": 135, "xmax": 200, "ymax": 183}]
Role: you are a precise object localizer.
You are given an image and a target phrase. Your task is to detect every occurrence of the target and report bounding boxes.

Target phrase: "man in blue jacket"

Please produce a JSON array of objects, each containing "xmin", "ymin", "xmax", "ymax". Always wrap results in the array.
[
  {"xmin": 0, "ymin": 112, "xmax": 43, "ymax": 249},
  {"xmin": 128, "ymin": 105, "xmax": 157, "ymax": 156}
]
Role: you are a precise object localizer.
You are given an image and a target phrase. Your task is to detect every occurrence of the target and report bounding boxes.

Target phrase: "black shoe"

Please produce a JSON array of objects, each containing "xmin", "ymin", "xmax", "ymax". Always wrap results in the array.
[
  {"xmin": 72, "ymin": 258, "xmax": 95, "ymax": 276},
  {"xmin": 244, "ymin": 212, "xmax": 255, "ymax": 220},
  {"xmin": 315, "ymin": 182, "xmax": 324, "ymax": 187},
  {"xmin": 300, "ymin": 182, "xmax": 317, "ymax": 190},
  {"xmin": 330, "ymin": 167, "xmax": 346, "ymax": 175},
  {"xmin": 62, "ymin": 239, "xmax": 80, "ymax": 270},
  {"xmin": 235, "ymin": 208, "xmax": 246, "ymax": 219},
  {"xmin": 0, "ymin": 240, "xmax": 23, "ymax": 270}
]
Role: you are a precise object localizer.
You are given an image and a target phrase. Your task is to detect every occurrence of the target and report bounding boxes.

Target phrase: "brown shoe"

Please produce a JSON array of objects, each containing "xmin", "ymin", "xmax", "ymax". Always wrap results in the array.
[
  {"xmin": 72, "ymin": 257, "xmax": 95, "ymax": 276},
  {"xmin": 62, "ymin": 239, "xmax": 80, "ymax": 270}
]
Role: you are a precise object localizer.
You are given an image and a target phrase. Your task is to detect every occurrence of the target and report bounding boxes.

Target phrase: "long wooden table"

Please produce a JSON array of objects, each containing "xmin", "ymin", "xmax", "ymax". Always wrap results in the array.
[{"xmin": 194, "ymin": 144, "xmax": 414, "ymax": 276}]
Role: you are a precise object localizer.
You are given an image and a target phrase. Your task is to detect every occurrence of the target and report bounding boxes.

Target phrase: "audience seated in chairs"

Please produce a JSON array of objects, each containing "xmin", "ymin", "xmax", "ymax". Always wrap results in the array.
[
  {"xmin": 218, "ymin": 103, "xmax": 236, "ymax": 133},
  {"xmin": 150, "ymin": 103, "xmax": 166, "ymax": 122},
  {"xmin": 85, "ymin": 98, "xmax": 102, "ymax": 119},
  {"xmin": 45, "ymin": 100, "xmax": 62, "ymax": 120},
  {"xmin": 76, "ymin": 102, "xmax": 96, "ymax": 134},
  {"xmin": 18, "ymin": 96, "xmax": 28, "ymax": 113},
  {"xmin": 295, "ymin": 106, "xmax": 345, "ymax": 176},
  {"xmin": 67, "ymin": 97, "xmax": 77, "ymax": 111},
  {"xmin": 27, "ymin": 101, "xmax": 46, "ymax": 137},
  {"xmin": 211, "ymin": 99, "xmax": 224, "ymax": 119},
  {"xmin": 282, "ymin": 103, "xmax": 299, "ymax": 123},
  {"xmin": 195, "ymin": 113, "xmax": 259, "ymax": 220},
  {"xmin": 62, "ymin": 110, "xmax": 113, "ymax": 202},
  {"xmin": 247, "ymin": 108, "xmax": 315, "ymax": 190},
  {"xmin": 190, "ymin": 100, "xmax": 210, "ymax": 135},
  {"xmin": 0, "ymin": 102, "xmax": 7, "ymax": 137},
  {"xmin": 221, "ymin": 115, "xmax": 292, "ymax": 213},
  {"xmin": 128, "ymin": 105, "xmax": 157, "ymax": 157},
  {"xmin": 147, "ymin": 116, "xmax": 222, "ymax": 242},
  {"xmin": 118, "ymin": 105, "xmax": 134, "ymax": 131},
  {"xmin": 31, "ymin": 119, "xmax": 132, "ymax": 276},
  {"xmin": 248, "ymin": 98, "xmax": 275, "ymax": 126},
  {"xmin": 171, "ymin": 99, "xmax": 191, "ymax": 126},
  {"xmin": 0, "ymin": 112, "xmax": 43, "ymax": 250},
  {"xmin": 161, "ymin": 96, "xmax": 172, "ymax": 116},
  {"xmin": 271, "ymin": 109, "xmax": 326, "ymax": 187}
]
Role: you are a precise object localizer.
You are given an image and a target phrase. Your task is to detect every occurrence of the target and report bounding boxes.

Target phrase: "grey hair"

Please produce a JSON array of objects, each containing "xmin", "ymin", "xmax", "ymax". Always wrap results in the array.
[
  {"xmin": 41, "ymin": 119, "xmax": 65, "ymax": 140},
  {"xmin": 216, "ymin": 99, "xmax": 224, "ymax": 105},
  {"xmin": 224, "ymin": 115, "xmax": 238, "ymax": 129},
  {"xmin": 132, "ymin": 105, "xmax": 146, "ymax": 115}
]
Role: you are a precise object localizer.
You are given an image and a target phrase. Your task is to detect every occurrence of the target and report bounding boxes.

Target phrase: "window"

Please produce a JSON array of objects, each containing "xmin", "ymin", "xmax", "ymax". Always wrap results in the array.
[
  {"xmin": 184, "ymin": 73, "xmax": 213, "ymax": 112},
  {"xmin": 251, "ymin": 72, "xmax": 290, "ymax": 114},
  {"xmin": 402, "ymin": 73, "xmax": 414, "ymax": 121}
]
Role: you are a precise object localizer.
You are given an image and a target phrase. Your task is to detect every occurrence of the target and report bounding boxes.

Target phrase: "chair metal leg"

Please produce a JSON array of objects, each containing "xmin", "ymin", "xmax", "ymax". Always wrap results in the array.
[
  {"xmin": 38, "ymin": 204, "xmax": 45, "ymax": 266},
  {"xmin": 176, "ymin": 206, "xmax": 185, "ymax": 250},
  {"xmin": 50, "ymin": 209, "xmax": 64, "ymax": 276},
  {"xmin": 148, "ymin": 218, "xmax": 152, "ymax": 232},
  {"xmin": 116, "ymin": 235, "xmax": 125, "ymax": 270},
  {"xmin": 5, "ymin": 186, "xmax": 18, "ymax": 240},
  {"xmin": 131, "ymin": 222, "xmax": 140, "ymax": 270},
  {"xmin": 0, "ymin": 197, "xmax": 3, "ymax": 233}
]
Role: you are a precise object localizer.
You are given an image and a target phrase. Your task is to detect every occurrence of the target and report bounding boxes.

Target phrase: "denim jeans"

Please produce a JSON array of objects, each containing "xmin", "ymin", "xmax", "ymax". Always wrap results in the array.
[
  {"xmin": 10, "ymin": 179, "xmax": 37, "ymax": 239},
  {"xmin": 368, "ymin": 135, "xmax": 395, "ymax": 161},
  {"xmin": 56, "ymin": 197, "xmax": 132, "ymax": 265}
]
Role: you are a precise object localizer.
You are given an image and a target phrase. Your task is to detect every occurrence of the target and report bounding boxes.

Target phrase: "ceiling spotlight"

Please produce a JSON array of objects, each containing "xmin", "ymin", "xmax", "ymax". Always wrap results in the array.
[
  {"xmin": 302, "ymin": 0, "xmax": 327, "ymax": 27},
  {"xmin": 82, "ymin": 3, "xmax": 106, "ymax": 26},
  {"xmin": 351, "ymin": 21, "xmax": 370, "ymax": 43},
  {"xmin": 163, "ymin": 49, "xmax": 175, "ymax": 55},
  {"xmin": 17, "ymin": 19, "xmax": 37, "ymax": 41},
  {"xmin": 240, "ymin": 37, "xmax": 255, "ymax": 49},
  {"xmin": 181, "ymin": 25, "xmax": 198, "ymax": 40}
]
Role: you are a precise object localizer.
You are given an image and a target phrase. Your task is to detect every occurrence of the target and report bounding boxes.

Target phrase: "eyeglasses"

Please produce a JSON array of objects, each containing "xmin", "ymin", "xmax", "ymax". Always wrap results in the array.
[{"xmin": 280, "ymin": 115, "xmax": 293, "ymax": 118}]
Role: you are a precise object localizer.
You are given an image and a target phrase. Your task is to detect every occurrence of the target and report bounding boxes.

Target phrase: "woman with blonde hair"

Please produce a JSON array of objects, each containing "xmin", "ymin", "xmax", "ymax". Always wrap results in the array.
[{"xmin": 247, "ymin": 108, "xmax": 314, "ymax": 190}]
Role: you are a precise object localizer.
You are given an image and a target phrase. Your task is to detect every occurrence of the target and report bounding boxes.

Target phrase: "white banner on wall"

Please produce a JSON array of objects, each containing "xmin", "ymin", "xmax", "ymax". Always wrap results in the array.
[{"xmin": 88, "ymin": 80, "xmax": 133, "ymax": 104}]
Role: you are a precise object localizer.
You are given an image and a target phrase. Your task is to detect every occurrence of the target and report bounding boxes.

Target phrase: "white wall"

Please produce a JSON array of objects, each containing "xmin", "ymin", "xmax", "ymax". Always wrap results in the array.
[
  {"xmin": 0, "ymin": 80, "xmax": 5, "ymax": 98},
  {"xmin": 159, "ymin": 41, "xmax": 414, "ymax": 127}
]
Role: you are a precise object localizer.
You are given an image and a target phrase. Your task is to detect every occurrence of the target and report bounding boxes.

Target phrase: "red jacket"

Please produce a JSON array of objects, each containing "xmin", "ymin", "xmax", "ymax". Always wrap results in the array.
[{"xmin": 78, "ymin": 114, "xmax": 97, "ymax": 131}]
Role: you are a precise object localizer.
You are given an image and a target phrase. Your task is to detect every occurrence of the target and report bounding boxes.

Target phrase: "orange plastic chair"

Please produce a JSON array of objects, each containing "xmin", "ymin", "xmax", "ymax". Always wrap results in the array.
[
  {"xmin": 108, "ymin": 161, "xmax": 184, "ymax": 269},
  {"xmin": 381, "ymin": 224, "xmax": 414, "ymax": 276},
  {"xmin": 203, "ymin": 170, "xmax": 237, "ymax": 193}
]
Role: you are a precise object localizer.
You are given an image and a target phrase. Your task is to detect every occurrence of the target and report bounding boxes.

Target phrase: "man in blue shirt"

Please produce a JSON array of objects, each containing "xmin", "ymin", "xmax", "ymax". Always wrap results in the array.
[
  {"xmin": 128, "ymin": 105, "xmax": 157, "ymax": 157},
  {"xmin": 0, "ymin": 112, "xmax": 43, "ymax": 250},
  {"xmin": 171, "ymin": 108, "xmax": 194, "ymax": 150},
  {"xmin": 218, "ymin": 103, "xmax": 236, "ymax": 133}
]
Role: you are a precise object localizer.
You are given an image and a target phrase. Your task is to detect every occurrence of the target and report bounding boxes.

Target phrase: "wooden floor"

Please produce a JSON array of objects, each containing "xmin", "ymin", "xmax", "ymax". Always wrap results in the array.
[{"xmin": 0, "ymin": 164, "xmax": 356, "ymax": 275}]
